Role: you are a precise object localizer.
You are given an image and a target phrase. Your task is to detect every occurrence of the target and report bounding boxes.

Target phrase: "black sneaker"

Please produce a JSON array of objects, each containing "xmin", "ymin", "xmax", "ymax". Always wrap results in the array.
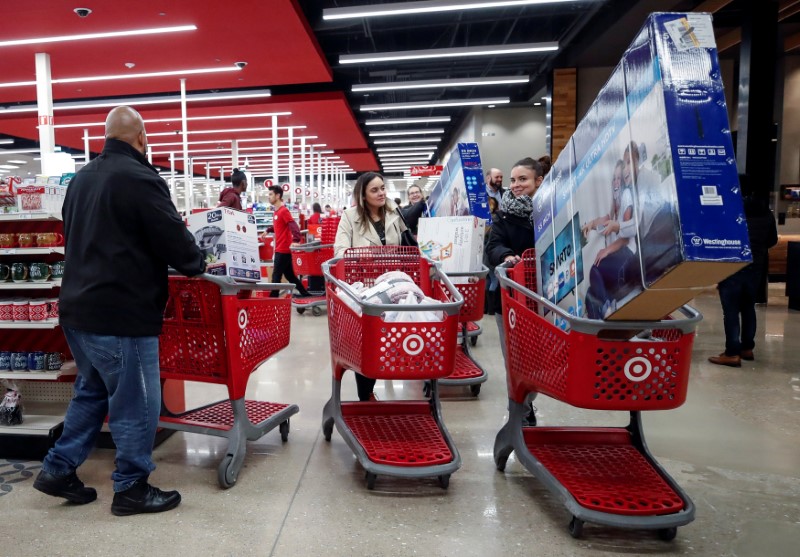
[
  {"xmin": 522, "ymin": 403, "xmax": 537, "ymax": 427},
  {"xmin": 111, "ymin": 479, "xmax": 181, "ymax": 517},
  {"xmin": 33, "ymin": 469, "xmax": 97, "ymax": 504}
]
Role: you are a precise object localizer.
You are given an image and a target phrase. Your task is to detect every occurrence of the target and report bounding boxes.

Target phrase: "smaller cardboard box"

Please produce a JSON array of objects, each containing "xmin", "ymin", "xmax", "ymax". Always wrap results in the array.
[
  {"xmin": 187, "ymin": 208, "xmax": 261, "ymax": 282},
  {"xmin": 418, "ymin": 216, "xmax": 485, "ymax": 273}
]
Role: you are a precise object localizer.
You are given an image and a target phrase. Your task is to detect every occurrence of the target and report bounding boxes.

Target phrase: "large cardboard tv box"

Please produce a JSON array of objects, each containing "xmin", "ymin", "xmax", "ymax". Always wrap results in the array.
[
  {"xmin": 532, "ymin": 12, "xmax": 751, "ymax": 322},
  {"xmin": 427, "ymin": 143, "xmax": 490, "ymax": 221},
  {"xmin": 187, "ymin": 208, "xmax": 261, "ymax": 282}
]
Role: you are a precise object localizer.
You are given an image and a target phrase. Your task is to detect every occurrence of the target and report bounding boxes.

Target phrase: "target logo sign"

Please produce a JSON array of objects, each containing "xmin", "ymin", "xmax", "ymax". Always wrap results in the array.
[
  {"xmin": 264, "ymin": 179, "xmax": 273, "ymax": 188},
  {"xmin": 296, "ymin": 257, "xmax": 302, "ymax": 267},
  {"xmin": 402, "ymin": 334, "xmax": 424, "ymax": 356},
  {"xmin": 282, "ymin": 183, "xmax": 290, "ymax": 192},
  {"xmin": 237, "ymin": 308, "xmax": 248, "ymax": 330},
  {"xmin": 624, "ymin": 356, "xmax": 652, "ymax": 382},
  {"xmin": 508, "ymin": 308, "xmax": 517, "ymax": 330}
]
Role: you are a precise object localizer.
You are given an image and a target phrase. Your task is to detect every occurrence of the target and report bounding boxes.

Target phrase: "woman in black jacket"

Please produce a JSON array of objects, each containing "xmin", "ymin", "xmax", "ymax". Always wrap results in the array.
[{"xmin": 485, "ymin": 157, "xmax": 544, "ymax": 425}]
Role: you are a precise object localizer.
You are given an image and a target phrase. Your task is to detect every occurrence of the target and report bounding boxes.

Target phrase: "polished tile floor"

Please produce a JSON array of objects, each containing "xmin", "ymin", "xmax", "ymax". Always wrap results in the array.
[{"xmin": 4, "ymin": 284, "xmax": 799, "ymax": 556}]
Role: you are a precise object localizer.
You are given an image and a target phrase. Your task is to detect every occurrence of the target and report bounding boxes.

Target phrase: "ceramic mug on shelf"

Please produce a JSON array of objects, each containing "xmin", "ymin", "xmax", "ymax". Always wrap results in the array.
[
  {"xmin": 17, "ymin": 233, "xmax": 35, "ymax": 248},
  {"xmin": 27, "ymin": 351, "xmax": 46, "ymax": 372},
  {"xmin": 10, "ymin": 351, "xmax": 28, "ymax": 371},
  {"xmin": 50, "ymin": 260, "xmax": 65, "ymax": 280},
  {"xmin": 0, "ymin": 351, "xmax": 11, "ymax": 372},
  {"xmin": 0, "ymin": 263, "xmax": 10, "ymax": 281},
  {"xmin": 45, "ymin": 352, "xmax": 65, "ymax": 371},
  {"xmin": 0, "ymin": 233, "xmax": 15, "ymax": 248},
  {"xmin": 34, "ymin": 232, "xmax": 63, "ymax": 247},
  {"xmin": 11, "ymin": 262, "xmax": 29, "ymax": 283},
  {"xmin": 46, "ymin": 298, "xmax": 59, "ymax": 321},
  {"xmin": 12, "ymin": 299, "xmax": 30, "ymax": 322},
  {"xmin": 29, "ymin": 300, "xmax": 48, "ymax": 322},
  {"xmin": 28, "ymin": 262, "xmax": 52, "ymax": 282},
  {"xmin": 0, "ymin": 300, "xmax": 12, "ymax": 322}
]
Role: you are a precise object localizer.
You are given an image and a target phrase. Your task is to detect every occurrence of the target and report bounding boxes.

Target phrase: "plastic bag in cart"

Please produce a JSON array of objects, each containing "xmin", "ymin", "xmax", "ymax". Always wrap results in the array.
[
  {"xmin": 0, "ymin": 382, "xmax": 23, "ymax": 426},
  {"xmin": 384, "ymin": 292, "xmax": 445, "ymax": 323}
]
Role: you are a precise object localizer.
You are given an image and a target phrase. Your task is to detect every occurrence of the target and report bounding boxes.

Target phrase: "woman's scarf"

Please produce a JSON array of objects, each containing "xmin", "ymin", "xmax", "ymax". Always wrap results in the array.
[{"xmin": 500, "ymin": 189, "xmax": 534, "ymax": 219}]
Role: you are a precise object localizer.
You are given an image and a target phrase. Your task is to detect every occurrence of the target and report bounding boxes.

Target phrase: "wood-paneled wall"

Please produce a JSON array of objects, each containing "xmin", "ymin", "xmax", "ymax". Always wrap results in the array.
[{"xmin": 552, "ymin": 68, "xmax": 577, "ymax": 161}]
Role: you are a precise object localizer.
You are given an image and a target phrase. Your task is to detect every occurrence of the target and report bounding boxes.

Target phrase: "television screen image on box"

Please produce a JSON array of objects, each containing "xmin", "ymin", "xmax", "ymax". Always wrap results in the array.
[{"xmin": 540, "ymin": 213, "xmax": 584, "ymax": 305}]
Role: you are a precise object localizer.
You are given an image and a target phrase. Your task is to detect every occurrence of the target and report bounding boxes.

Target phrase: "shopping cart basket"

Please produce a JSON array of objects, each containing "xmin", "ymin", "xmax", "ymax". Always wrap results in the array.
[
  {"xmin": 493, "ymin": 250, "xmax": 701, "ymax": 540},
  {"xmin": 321, "ymin": 246, "xmax": 464, "ymax": 489},
  {"xmin": 158, "ymin": 273, "xmax": 299, "ymax": 489},
  {"xmin": 425, "ymin": 266, "xmax": 489, "ymax": 397},
  {"xmin": 290, "ymin": 240, "xmax": 332, "ymax": 315}
]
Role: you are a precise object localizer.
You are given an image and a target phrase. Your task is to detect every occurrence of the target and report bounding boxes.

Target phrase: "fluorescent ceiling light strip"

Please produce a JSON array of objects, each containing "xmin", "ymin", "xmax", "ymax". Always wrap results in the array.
[
  {"xmin": 148, "ymin": 136, "xmax": 319, "ymax": 148},
  {"xmin": 354, "ymin": 75, "xmax": 529, "ymax": 92},
  {"xmin": 0, "ymin": 66, "xmax": 241, "ymax": 89},
  {"xmin": 0, "ymin": 139, "xmax": 13, "ymax": 145},
  {"xmin": 164, "ymin": 150, "xmax": 334, "ymax": 160},
  {"xmin": 380, "ymin": 152, "xmax": 434, "ymax": 159},
  {"xmin": 365, "ymin": 116, "xmax": 451, "ymax": 126},
  {"xmin": 369, "ymin": 129, "xmax": 444, "ymax": 137},
  {"xmin": 341, "ymin": 43, "xmax": 557, "ymax": 65},
  {"xmin": 373, "ymin": 138, "xmax": 441, "ymax": 145},
  {"xmin": 0, "ymin": 24, "xmax": 197, "ymax": 48},
  {"xmin": 377, "ymin": 146, "xmax": 436, "ymax": 152},
  {"xmin": 56, "ymin": 112, "xmax": 292, "ymax": 129},
  {"xmin": 88, "ymin": 126, "xmax": 305, "ymax": 141},
  {"xmin": 362, "ymin": 97, "xmax": 508, "ymax": 111},
  {"xmin": 0, "ymin": 89, "xmax": 271, "ymax": 114},
  {"xmin": 324, "ymin": 0, "xmax": 579, "ymax": 19}
]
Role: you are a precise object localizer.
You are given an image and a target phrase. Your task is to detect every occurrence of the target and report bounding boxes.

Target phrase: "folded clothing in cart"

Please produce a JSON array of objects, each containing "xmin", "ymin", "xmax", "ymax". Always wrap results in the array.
[{"xmin": 334, "ymin": 270, "xmax": 445, "ymax": 321}]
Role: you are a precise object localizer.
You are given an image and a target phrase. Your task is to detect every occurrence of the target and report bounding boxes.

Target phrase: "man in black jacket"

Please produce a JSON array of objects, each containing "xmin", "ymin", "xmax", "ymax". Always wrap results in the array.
[
  {"xmin": 34, "ymin": 106, "xmax": 206, "ymax": 516},
  {"xmin": 709, "ymin": 175, "xmax": 779, "ymax": 367}
]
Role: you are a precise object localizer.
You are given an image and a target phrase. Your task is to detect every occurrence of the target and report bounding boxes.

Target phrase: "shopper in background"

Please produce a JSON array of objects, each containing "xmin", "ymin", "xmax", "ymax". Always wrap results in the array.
[
  {"xmin": 401, "ymin": 183, "xmax": 428, "ymax": 236},
  {"xmin": 709, "ymin": 174, "xmax": 778, "ymax": 367},
  {"xmin": 334, "ymin": 172, "xmax": 407, "ymax": 401},
  {"xmin": 485, "ymin": 157, "xmax": 544, "ymax": 425},
  {"xmin": 217, "ymin": 168, "xmax": 247, "ymax": 210},
  {"xmin": 34, "ymin": 106, "xmax": 206, "ymax": 516},
  {"xmin": 267, "ymin": 186, "xmax": 311, "ymax": 299},
  {"xmin": 485, "ymin": 167, "xmax": 504, "ymax": 205},
  {"xmin": 308, "ymin": 202, "xmax": 323, "ymax": 226}
]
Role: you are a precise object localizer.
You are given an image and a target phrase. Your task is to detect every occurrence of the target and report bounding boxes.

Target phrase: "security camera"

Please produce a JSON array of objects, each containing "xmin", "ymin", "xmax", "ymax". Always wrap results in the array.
[
  {"xmin": 73, "ymin": 7, "xmax": 92, "ymax": 17},
  {"xmin": 234, "ymin": 61, "xmax": 248, "ymax": 69}
]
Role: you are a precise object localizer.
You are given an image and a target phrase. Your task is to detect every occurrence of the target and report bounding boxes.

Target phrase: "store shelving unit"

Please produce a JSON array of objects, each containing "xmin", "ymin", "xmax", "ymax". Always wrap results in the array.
[{"xmin": 0, "ymin": 211, "xmax": 73, "ymax": 455}]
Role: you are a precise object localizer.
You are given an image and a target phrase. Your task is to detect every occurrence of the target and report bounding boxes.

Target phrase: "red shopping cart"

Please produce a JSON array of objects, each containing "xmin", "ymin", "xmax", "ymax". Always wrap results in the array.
[
  {"xmin": 158, "ymin": 274, "xmax": 299, "ymax": 489},
  {"xmin": 290, "ymin": 241, "xmax": 332, "ymax": 316},
  {"xmin": 425, "ymin": 266, "xmax": 489, "ymax": 397},
  {"xmin": 493, "ymin": 250, "xmax": 701, "ymax": 540},
  {"xmin": 321, "ymin": 246, "xmax": 464, "ymax": 489}
]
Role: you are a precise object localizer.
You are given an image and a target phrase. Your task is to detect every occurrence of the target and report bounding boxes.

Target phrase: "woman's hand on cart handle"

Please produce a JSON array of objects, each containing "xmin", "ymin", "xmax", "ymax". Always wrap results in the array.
[{"xmin": 504, "ymin": 254, "xmax": 521, "ymax": 265}]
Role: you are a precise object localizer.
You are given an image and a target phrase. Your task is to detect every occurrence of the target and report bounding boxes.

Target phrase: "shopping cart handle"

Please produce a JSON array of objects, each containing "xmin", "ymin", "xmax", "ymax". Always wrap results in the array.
[
  {"xmin": 167, "ymin": 268, "xmax": 294, "ymax": 295},
  {"xmin": 445, "ymin": 264, "xmax": 490, "ymax": 280},
  {"xmin": 291, "ymin": 242, "xmax": 330, "ymax": 252},
  {"xmin": 495, "ymin": 264, "xmax": 702, "ymax": 334}
]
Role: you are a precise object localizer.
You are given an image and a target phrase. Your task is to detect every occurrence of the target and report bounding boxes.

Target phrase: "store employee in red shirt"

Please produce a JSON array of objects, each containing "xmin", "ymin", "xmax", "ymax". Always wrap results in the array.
[
  {"xmin": 217, "ymin": 168, "xmax": 247, "ymax": 210},
  {"xmin": 267, "ymin": 186, "xmax": 311, "ymax": 298}
]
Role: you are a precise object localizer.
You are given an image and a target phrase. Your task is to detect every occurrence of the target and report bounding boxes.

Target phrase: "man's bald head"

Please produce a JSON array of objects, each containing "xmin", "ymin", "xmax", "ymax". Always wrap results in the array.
[{"xmin": 105, "ymin": 106, "xmax": 147, "ymax": 155}]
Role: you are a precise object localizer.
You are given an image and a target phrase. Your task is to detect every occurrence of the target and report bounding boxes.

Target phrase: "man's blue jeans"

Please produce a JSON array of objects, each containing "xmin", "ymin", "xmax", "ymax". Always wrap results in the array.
[
  {"xmin": 718, "ymin": 264, "xmax": 758, "ymax": 357},
  {"xmin": 42, "ymin": 328, "xmax": 161, "ymax": 492}
]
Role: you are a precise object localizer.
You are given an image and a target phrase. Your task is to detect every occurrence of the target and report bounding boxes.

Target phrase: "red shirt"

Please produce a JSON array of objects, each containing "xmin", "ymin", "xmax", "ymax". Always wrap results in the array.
[
  {"xmin": 273, "ymin": 205, "xmax": 301, "ymax": 253},
  {"xmin": 218, "ymin": 187, "xmax": 242, "ymax": 211},
  {"xmin": 308, "ymin": 212, "xmax": 321, "ymax": 225}
]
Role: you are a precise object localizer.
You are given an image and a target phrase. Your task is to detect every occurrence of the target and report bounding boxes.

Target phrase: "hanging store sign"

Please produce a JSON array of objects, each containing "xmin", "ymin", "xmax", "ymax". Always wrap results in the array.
[
  {"xmin": 410, "ymin": 165, "xmax": 443, "ymax": 177},
  {"xmin": 282, "ymin": 183, "xmax": 290, "ymax": 192},
  {"xmin": 264, "ymin": 179, "xmax": 273, "ymax": 188}
]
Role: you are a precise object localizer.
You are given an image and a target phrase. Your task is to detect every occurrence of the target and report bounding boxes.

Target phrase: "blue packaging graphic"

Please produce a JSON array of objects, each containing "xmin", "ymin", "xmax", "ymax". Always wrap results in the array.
[
  {"xmin": 532, "ymin": 12, "xmax": 751, "ymax": 321},
  {"xmin": 427, "ymin": 143, "xmax": 490, "ymax": 220}
]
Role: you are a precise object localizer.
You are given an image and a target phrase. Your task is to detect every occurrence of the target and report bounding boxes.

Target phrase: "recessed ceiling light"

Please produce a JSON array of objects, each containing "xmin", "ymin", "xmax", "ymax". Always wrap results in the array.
[
  {"xmin": 361, "ymin": 98, "xmax": 509, "ymax": 111},
  {"xmin": 488, "ymin": 105, "xmax": 496, "ymax": 108},
  {"xmin": 323, "ymin": 0, "xmax": 579, "ymax": 20},
  {"xmin": 341, "ymin": 43, "xmax": 557, "ymax": 65},
  {"xmin": 0, "ymin": 139, "xmax": 13, "ymax": 145},
  {"xmin": 0, "ymin": 164, "xmax": 20, "ymax": 169},
  {"xmin": 534, "ymin": 102, "xmax": 542, "ymax": 106},
  {"xmin": 0, "ymin": 24, "xmax": 197, "ymax": 48},
  {"xmin": 6, "ymin": 159, "xmax": 27, "ymax": 164},
  {"xmin": 373, "ymin": 138, "xmax": 441, "ymax": 145},
  {"xmin": 365, "ymin": 116, "xmax": 451, "ymax": 126},
  {"xmin": 369, "ymin": 129, "xmax": 444, "ymax": 137},
  {"xmin": 354, "ymin": 75, "xmax": 529, "ymax": 92},
  {"xmin": 377, "ymin": 146, "xmax": 438, "ymax": 152}
]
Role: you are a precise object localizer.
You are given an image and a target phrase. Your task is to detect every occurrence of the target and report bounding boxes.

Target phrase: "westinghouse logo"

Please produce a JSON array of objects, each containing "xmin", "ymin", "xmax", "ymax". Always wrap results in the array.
[
  {"xmin": 691, "ymin": 236, "xmax": 702, "ymax": 246},
  {"xmin": 703, "ymin": 238, "xmax": 742, "ymax": 247}
]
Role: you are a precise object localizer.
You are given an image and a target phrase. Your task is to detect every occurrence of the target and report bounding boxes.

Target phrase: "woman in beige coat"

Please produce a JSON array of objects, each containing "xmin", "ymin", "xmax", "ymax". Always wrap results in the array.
[{"xmin": 333, "ymin": 171, "xmax": 406, "ymax": 401}]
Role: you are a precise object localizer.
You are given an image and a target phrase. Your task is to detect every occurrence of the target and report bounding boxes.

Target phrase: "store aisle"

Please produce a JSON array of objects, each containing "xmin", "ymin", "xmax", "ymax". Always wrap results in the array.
[{"xmin": 4, "ymin": 285, "xmax": 799, "ymax": 556}]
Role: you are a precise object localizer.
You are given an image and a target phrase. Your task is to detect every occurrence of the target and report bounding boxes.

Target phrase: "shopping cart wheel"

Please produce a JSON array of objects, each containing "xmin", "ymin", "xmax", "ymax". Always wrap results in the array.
[
  {"xmin": 218, "ymin": 455, "xmax": 237, "ymax": 489},
  {"xmin": 470, "ymin": 384, "xmax": 481, "ymax": 397},
  {"xmin": 279, "ymin": 419, "xmax": 290, "ymax": 442},
  {"xmin": 312, "ymin": 305, "xmax": 323, "ymax": 316},
  {"xmin": 422, "ymin": 381, "xmax": 432, "ymax": 398},
  {"xmin": 438, "ymin": 475, "xmax": 450, "ymax": 489},
  {"xmin": 658, "ymin": 527, "xmax": 678, "ymax": 542},
  {"xmin": 366, "ymin": 472, "xmax": 377, "ymax": 490},
  {"xmin": 568, "ymin": 517, "xmax": 584, "ymax": 539},
  {"xmin": 470, "ymin": 336, "xmax": 478, "ymax": 347},
  {"xmin": 296, "ymin": 307, "xmax": 306, "ymax": 315}
]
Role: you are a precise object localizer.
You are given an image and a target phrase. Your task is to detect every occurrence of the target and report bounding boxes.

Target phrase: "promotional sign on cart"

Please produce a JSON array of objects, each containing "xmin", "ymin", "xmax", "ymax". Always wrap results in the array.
[
  {"xmin": 187, "ymin": 208, "xmax": 261, "ymax": 282},
  {"xmin": 532, "ymin": 12, "xmax": 751, "ymax": 325}
]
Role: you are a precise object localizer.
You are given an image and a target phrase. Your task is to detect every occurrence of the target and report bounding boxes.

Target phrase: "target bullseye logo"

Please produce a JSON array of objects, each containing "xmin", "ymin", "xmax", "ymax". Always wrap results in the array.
[
  {"xmin": 237, "ymin": 308, "xmax": 248, "ymax": 330},
  {"xmin": 508, "ymin": 308, "xmax": 517, "ymax": 330},
  {"xmin": 402, "ymin": 334, "xmax": 424, "ymax": 356},
  {"xmin": 624, "ymin": 356, "xmax": 652, "ymax": 382},
  {"xmin": 296, "ymin": 257, "xmax": 302, "ymax": 267}
]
